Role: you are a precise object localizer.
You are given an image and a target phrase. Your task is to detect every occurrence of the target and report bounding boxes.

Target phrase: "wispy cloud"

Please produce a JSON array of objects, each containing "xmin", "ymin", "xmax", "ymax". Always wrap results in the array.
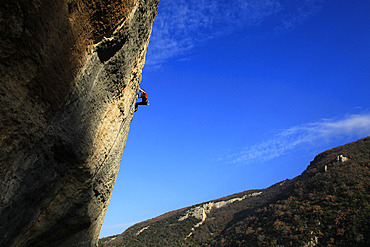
[
  {"xmin": 224, "ymin": 113, "xmax": 370, "ymax": 165},
  {"xmin": 146, "ymin": 0, "xmax": 324, "ymax": 68},
  {"xmin": 276, "ymin": 0, "xmax": 323, "ymax": 31}
]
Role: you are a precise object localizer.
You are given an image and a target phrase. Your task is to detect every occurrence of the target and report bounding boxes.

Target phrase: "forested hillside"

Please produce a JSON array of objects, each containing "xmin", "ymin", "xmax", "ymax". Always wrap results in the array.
[{"xmin": 100, "ymin": 137, "xmax": 369, "ymax": 246}]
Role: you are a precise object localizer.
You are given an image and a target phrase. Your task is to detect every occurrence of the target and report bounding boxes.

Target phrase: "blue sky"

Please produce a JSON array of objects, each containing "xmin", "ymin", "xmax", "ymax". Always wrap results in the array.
[{"xmin": 100, "ymin": 0, "xmax": 370, "ymax": 238}]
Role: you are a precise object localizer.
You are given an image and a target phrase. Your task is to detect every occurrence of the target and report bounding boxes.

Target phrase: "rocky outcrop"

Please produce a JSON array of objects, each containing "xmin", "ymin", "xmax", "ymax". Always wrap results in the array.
[
  {"xmin": 179, "ymin": 192, "xmax": 263, "ymax": 239},
  {"xmin": 0, "ymin": 0, "xmax": 158, "ymax": 246}
]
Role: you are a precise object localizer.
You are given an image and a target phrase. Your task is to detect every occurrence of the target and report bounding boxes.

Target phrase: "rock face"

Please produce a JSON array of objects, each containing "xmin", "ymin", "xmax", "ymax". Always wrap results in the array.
[{"xmin": 0, "ymin": 0, "xmax": 158, "ymax": 246}]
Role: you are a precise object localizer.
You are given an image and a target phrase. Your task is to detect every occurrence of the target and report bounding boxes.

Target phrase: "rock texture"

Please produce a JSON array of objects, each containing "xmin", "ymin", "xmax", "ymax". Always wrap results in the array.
[{"xmin": 0, "ymin": 0, "xmax": 158, "ymax": 246}]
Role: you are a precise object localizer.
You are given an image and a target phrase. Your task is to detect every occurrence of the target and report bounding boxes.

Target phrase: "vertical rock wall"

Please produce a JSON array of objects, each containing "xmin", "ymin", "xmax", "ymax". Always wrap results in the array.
[{"xmin": 0, "ymin": 0, "xmax": 159, "ymax": 246}]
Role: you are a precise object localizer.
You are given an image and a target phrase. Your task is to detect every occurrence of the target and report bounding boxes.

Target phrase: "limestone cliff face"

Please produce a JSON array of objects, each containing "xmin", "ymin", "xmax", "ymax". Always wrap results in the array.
[{"xmin": 0, "ymin": 0, "xmax": 158, "ymax": 246}]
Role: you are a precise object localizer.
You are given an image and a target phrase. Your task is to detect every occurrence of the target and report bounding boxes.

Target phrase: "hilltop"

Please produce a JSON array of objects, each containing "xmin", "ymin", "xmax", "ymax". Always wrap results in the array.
[{"xmin": 100, "ymin": 137, "xmax": 369, "ymax": 246}]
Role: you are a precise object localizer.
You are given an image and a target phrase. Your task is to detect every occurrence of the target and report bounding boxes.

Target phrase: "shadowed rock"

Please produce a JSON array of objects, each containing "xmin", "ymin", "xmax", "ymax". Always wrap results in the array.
[{"xmin": 0, "ymin": 0, "xmax": 158, "ymax": 246}]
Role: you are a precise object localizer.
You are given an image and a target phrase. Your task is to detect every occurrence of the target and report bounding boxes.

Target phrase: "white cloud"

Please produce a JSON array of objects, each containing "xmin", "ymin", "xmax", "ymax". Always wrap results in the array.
[
  {"xmin": 146, "ymin": 0, "xmax": 324, "ymax": 68},
  {"xmin": 225, "ymin": 113, "xmax": 370, "ymax": 165}
]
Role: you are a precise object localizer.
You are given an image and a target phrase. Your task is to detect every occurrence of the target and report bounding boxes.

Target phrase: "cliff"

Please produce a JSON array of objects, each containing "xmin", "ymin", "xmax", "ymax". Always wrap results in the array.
[
  {"xmin": 100, "ymin": 137, "xmax": 370, "ymax": 246},
  {"xmin": 0, "ymin": 0, "xmax": 158, "ymax": 246}
]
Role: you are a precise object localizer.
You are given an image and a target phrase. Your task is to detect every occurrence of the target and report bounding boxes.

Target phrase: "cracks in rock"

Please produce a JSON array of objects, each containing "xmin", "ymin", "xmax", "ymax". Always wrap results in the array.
[
  {"xmin": 88, "ymin": 117, "xmax": 125, "ymax": 184},
  {"xmin": 96, "ymin": 34, "xmax": 128, "ymax": 63}
]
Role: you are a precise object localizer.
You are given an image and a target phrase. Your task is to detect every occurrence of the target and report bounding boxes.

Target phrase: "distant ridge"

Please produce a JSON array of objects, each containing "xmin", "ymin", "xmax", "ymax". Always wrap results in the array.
[{"xmin": 100, "ymin": 137, "xmax": 370, "ymax": 246}]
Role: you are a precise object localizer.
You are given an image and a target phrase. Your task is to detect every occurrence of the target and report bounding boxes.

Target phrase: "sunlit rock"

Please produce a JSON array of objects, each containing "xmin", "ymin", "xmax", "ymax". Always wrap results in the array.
[{"xmin": 0, "ymin": 0, "xmax": 158, "ymax": 246}]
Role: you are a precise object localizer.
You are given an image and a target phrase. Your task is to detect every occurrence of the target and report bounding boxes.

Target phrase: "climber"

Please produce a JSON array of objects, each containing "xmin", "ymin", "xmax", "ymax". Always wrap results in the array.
[{"xmin": 134, "ymin": 88, "xmax": 149, "ymax": 112}]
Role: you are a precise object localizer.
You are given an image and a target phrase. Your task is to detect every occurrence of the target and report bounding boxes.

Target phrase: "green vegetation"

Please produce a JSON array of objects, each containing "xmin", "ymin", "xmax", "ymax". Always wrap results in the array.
[{"xmin": 100, "ymin": 137, "xmax": 370, "ymax": 246}]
